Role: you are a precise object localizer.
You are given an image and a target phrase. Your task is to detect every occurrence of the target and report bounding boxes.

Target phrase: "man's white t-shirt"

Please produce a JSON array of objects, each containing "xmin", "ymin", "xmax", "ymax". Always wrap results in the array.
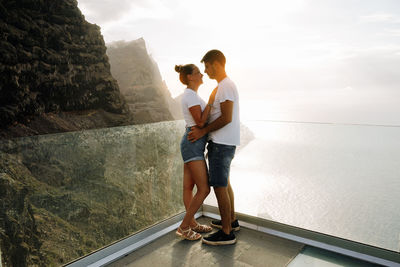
[
  {"xmin": 209, "ymin": 77, "xmax": 240, "ymax": 146},
  {"xmin": 181, "ymin": 88, "xmax": 206, "ymax": 127}
]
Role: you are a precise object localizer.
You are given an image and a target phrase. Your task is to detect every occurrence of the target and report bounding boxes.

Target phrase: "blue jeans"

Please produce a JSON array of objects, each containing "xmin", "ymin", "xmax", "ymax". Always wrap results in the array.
[
  {"xmin": 180, "ymin": 128, "xmax": 207, "ymax": 163},
  {"xmin": 207, "ymin": 141, "xmax": 236, "ymax": 187}
]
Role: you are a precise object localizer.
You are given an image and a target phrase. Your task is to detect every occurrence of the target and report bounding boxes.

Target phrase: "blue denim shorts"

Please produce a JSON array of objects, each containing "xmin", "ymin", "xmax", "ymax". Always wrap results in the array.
[
  {"xmin": 207, "ymin": 141, "xmax": 236, "ymax": 187},
  {"xmin": 180, "ymin": 128, "xmax": 207, "ymax": 163}
]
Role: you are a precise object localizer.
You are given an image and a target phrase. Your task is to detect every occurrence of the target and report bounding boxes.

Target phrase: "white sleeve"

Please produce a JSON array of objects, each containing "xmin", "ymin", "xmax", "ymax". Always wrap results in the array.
[
  {"xmin": 218, "ymin": 84, "xmax": 235, "ymax": 103},
  {"xmin": 186, "ymin": 92, "xmax": 201, "ymax": 108}
]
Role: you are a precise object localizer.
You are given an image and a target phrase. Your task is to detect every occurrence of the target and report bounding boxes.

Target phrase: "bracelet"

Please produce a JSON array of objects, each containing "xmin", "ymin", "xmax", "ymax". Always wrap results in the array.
[{"xmin": 207, "ymin": 104, "xmax": 212, "ymax": 108}]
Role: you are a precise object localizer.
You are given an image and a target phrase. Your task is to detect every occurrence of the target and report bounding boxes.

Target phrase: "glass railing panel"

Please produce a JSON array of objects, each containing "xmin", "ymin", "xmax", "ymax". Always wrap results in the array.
[
  {"xmin": 205, "ymin": 120, "xmax": 400, "ymax": 252},
  {"xmin": 0, "ymin": 120, "xmax": 186, "ymax": 266}
]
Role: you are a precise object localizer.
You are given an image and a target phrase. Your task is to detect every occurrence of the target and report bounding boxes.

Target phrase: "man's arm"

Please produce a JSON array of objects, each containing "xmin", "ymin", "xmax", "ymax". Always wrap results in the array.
[
  {"xmin": 188, "ymin": 100, "xmax": 233, "ymax": 142},
  {"xmin": 188, "ymin": 87, "xmax": 218, "ymax": 128}
]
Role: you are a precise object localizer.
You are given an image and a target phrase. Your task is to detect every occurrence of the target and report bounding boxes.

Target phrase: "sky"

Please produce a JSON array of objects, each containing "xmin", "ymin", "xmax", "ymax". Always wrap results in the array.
[{"xmin": 77, "ymin": 0, "xmax": 400, "ymax": 124}]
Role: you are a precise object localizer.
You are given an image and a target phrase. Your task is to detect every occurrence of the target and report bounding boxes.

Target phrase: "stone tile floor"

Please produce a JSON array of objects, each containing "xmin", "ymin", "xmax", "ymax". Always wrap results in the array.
[
  {"xmin": 108, "ymin": 217, "xmax": 304, "ymax": 267},
  {"xmin": 288, "ymin": 246, "xmax": 383, "ymax": 267}
]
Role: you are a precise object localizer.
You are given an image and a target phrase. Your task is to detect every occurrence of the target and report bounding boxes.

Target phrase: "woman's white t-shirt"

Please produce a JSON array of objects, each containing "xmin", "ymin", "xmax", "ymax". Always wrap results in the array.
[{"xmin": 181, "ymin": 88, "xmax": 206, "ymax": 127}]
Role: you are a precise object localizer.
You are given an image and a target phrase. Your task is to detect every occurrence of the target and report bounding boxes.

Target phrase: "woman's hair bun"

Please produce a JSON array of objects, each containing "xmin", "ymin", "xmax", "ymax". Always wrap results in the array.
[{"xmin": 175, "ymin": 65, "xmax": 183, "ymax": 73}]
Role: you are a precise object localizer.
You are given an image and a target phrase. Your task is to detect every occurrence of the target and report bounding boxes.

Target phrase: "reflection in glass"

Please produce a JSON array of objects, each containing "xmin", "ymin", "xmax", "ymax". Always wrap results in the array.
[{"xmin": 0, "ymin": 121, "xmax": 185, "ymax": 266}]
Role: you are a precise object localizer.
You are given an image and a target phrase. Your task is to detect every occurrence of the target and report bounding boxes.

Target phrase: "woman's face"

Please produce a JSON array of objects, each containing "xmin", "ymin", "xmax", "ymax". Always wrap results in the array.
[{"xmin": 189, "ymin": 67, "xmax": 203, "ymax": 85}]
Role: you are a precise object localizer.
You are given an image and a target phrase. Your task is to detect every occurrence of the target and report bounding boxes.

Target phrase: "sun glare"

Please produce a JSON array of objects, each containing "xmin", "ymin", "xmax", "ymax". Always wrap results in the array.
[{"xmin": 77, "ymin": 0, "xmax": 400, "ymax": 125}]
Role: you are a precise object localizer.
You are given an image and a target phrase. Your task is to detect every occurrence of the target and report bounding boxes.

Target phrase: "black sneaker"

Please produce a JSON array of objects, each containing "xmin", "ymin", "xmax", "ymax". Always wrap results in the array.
[
  {"xmin": 202, "ymin": 230, "xmax": 236, "ymax": 245},
  {"xmin": 210, "ymin": 219, "xmax": 240, "ymax": 231}
]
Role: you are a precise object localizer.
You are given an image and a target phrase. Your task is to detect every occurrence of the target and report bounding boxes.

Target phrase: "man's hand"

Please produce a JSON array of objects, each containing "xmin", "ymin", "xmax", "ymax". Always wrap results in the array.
[{"xmin": 187, "ymin": 126, "xmax": 206, "ymax": 142}]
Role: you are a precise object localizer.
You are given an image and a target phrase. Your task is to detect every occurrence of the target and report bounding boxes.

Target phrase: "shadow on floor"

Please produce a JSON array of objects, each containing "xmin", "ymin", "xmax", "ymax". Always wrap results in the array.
[{"xmin": 108, "ymin": 217, "xmax": 304, "ymax": 267}]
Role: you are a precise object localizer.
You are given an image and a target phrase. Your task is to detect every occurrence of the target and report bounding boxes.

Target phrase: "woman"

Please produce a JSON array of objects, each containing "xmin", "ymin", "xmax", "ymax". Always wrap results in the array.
[{"xmin": 175, "ymin": 64, "xmax": 215, "ymax": 240}]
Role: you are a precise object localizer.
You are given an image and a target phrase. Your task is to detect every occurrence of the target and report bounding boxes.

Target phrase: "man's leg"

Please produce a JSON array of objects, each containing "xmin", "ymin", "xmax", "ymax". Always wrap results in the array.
[
  {"xmin": 202, "ymin": 185, "xmax": 236, "ymax": 245},
  {"xmin": 227, "ymin": 180, "xmax": 236, "ymax": 221},
  {"xmin": 213, "ymin": 186, "xmax": 231, "ymax": 234},
  {"xmin": 202, "ymin": 141, "xmax": 237, "ymax": 245}
]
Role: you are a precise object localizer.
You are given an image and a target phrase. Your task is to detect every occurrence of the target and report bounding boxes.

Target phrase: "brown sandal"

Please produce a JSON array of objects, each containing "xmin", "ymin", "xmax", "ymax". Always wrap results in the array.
[
  {"xmin": 176, "ymin": 227, "xmax": 202, "ymax": 241},
  {"xmin": 191, "ymin": 223, "xmax": 212, "ymax": 233}
]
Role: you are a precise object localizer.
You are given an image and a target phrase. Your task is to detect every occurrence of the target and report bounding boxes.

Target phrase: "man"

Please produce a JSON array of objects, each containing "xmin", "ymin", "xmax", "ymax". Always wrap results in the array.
[{"xmin": 188, "ymin": 49, "xmax": 240, "ymax": 245}]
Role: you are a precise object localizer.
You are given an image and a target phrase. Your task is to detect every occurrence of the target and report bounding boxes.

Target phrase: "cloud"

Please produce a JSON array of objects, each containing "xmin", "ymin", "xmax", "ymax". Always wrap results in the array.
[
  {"xmin": 383, "ymin": 29, "xmax": 400, "ymax": 37},
  {"xmin": 77, "ymin": 0, "xmax": 173, "ymax": 25},
  {"xmin": 176, "ymin": 0, "xmax": 306, "ymax": 29},
  {"xmin": 326, "ymin": 47, "xmax": 400, "ymax": 93},
  {"xmin": 77, "ymin": 0, "xmax": 135, "ymax": 23},
  {"xmin": 359, "ymin": 13, "xmax": 400, "ymax": 24},
  {"xmin": 359, "ymin": 13, "xmax": 395, "ymax": 23}
]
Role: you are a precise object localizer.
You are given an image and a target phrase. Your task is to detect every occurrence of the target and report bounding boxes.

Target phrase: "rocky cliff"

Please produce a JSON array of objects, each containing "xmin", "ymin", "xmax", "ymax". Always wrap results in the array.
[
  {"xmin": 0, "ymin": 121, "xmax": 185, "ymax": 266},
  {"xmin": 106, "ymin": 39, "xmax": 182, "ymax": 123},
  {"xmin": 0, "ymin": 1, "xmax": 187, "ymax": 266},
  {"xmin": 0, "ymin": 0, "xmax": 134, "ymax": 138}
]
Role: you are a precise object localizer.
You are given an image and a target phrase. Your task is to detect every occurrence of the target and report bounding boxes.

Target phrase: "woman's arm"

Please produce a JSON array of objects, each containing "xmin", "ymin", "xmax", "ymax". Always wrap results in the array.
[
  {"xmin": 188, "ymin": 100, "xmax": 233, "ymax": 142},
  {"xmin": 188, "ymin": 87, "xmax": 217, "ymax": 128}
]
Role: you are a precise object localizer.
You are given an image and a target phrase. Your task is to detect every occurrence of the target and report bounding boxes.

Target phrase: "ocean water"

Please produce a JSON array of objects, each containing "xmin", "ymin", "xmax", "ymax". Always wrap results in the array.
[{"xmin": 204, "ymin": 120, "xmax": 400, "ymax": 252}]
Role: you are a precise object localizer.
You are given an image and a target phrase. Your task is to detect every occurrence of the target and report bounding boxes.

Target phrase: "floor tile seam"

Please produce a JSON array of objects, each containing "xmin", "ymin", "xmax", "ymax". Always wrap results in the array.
[
  {"xmin": 159, "ymin": 243, "xmax": 200, "ymax": 265},
  {"xmin": 141, "ymin": 248, "xmax": 189, "ymax": 266},
  {"xmin": 237, "ymin": 246, "xmax": 301, "ymax": 262},
  {"xmin": 215, "ymin": 253, "xmax": 254, "ymax": 267}
]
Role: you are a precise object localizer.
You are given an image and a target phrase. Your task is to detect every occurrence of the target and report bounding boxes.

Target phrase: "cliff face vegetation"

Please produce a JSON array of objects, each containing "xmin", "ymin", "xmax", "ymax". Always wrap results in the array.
[
  {"xmin": 0, "ymin": 171, "xmax": 43, "ymax": 266},
  {"xmin": 0, "ymin": 121, "xmax": 185, "ymax": 266},
  {"xmin": 0, "ymin": 0, "xmax": 133, "ymax": 138},
  {"xmin": 107, "ymin": 39, "xmax": 182, "ymax": 123}
]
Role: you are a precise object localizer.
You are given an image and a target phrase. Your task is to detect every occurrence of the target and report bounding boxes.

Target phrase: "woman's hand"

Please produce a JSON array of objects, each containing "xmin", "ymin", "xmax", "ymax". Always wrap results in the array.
[{"xmin": 208, "ymin": 87, "xmax": 218, "ymax": 105}]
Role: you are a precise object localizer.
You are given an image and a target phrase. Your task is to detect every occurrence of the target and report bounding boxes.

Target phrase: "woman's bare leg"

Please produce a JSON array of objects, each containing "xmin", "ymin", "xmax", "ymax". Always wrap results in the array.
[
  {"xmin": 179, "ymin": 160, "xmax": 210, "ymax": 229},
  {"xmin": 183, "ymin": 163, "xmax": 194, "ymax": 210},
  {"xmin": 183, "ymin": 163, "xmax": 199, "ymax": 226}
]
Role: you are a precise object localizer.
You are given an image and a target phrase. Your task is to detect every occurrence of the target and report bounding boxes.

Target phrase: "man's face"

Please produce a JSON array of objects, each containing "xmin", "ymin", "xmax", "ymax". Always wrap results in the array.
[{"xmin": 204, "ymin": 62, "xmax": 216, "ymax": 79}]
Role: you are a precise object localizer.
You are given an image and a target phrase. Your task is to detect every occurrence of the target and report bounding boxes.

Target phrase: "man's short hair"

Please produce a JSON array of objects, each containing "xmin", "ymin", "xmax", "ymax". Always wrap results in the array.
[{"xmin": 201, "ymin": 49, "xmax": 226, "ymax": 67}]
